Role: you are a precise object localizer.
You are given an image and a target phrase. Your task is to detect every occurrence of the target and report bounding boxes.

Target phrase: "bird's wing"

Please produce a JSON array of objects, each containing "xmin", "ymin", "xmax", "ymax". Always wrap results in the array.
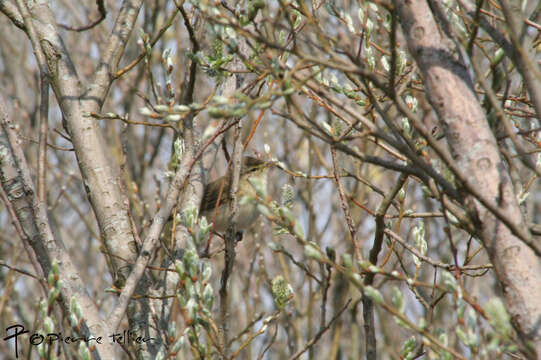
[{"xmin": 200, "ymin": 176, "xmax": 232, "ymax": 213}]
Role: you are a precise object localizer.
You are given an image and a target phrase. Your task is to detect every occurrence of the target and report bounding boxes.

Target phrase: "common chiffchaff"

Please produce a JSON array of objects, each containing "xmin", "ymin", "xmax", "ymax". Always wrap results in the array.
[{"xmin": 199, "ymin": 156, "xmax": 271, "ymax": 232}]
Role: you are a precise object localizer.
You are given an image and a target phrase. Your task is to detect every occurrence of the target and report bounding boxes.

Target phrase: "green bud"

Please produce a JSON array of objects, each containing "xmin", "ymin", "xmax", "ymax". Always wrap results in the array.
[
  {"xmin": 139, "ymin": 107, "xmax": 154, "ymax": 117},
  {"xmin": 257, "ymin": 204, "xmax": 272, "ymax": 218},
  {"xmin": 39, "ymin": 299, "xmax": 47, "ymax": 317},
  {"xmin": 189, "ymin": 103, "xmax": 203, "ymax": 111},
  {"xmin": 485, "ymin": 298, "xmax": 512, "ymax": 338},
  {"xmin": 168, "ymin": 321, "xmax": 177, "ymax": 338},
  {"xmin": 278, "ymin": 207, "xmax": 295, "ymax": 224},
  {"xmin": 165, "ymin": 114, "xmax": 182, "ymax": 122},
  {"xmin": 48, "ymin": 272, "xmax": 55, "ymax": 287},
  {"xmin": 185, "ymin": 298, "xmax": 198, "ymax": 319},
  {"xmin": 441, "ymin": 271, "xmax": 458, "ymax": 292},
  {"xmin": 70, "ymin": 297, "xmax": 82, "ymax": 318},
  {"xmin": 271, "ymin": 275, "xmax": 293, "ymax": 309},
  {"xmin": 175, "ymin": 260, "xmax": 186, "ymax": 279},
  {"xmin": 201, "ymin": 262, "xmax": 212, "ymax": 283},
  {"xmin": 69, "ymin": 314, "xmax": 79, "ymax": 328},
  {"xmin": 78, "ymin": 342, "xmax": 91, "ymax": 360},
  {"xmin": 37, "ymin": 343, "xmax": 46, "ymax": 357},
  {"xmin": 203, "ymin": 283, "xmax": 214, "ymax": 309},
  {"xmin": 364, "ymin": 286, "xmax": 383, "ymax": 304},
  {"xmin": 281, "ymin": 184, "xmax": 294, "ymax": 209},
  {"xmin": 257, "ymin": 101, "xmax": 272, "ymax": 109},
  {"xmin": 177, "ymin": 293, "xmax": 187, "ymax": 307},
  {"xmin": 391, "ymin": 286, "xmax": 405, "ymax": 313},
  {"xmin": 187, "ymin": 328, "xmax": 196, "ymax": 344},
  {"xmin": 173, "ymin": 105, "xmax": 191, "ymax": 113},
  {"xmin": 213, "ymin": 96, "xmax": 229, "ymax": 104},
  {"xmin": 268, "ymin": 242, "xmax": 282, "ymax": 251},
  {"xmin": 304, "ymin": 242, "xmax": 323, "ymax": 261},
  {"xmin": 48, "ymin": 288, "xmax": 59, "ymax": 306},
  {"xmin": 401, "ymin": 336, "xmax": 416, "ymax": 357},
  {"xmin": 342, "ymin": 253, "xmax": 353, "ymax": 268},
  {"xmin": 184, "ymin": 277, "xmax": 195, "ymax": 298},
  {"xmin": 293, "ymin": 221, "xmax": 305, "ymax": 240},
  {"xmin": 154, "ymin": 104, "xmax": 170, "ymax": 112},
  {"xmin": 172, "ymin": 336, "xmax": 185, "ymax": 353},
  {"xmin": 44, "ymin": 316, "xmax": 55, "ymax": 333}
]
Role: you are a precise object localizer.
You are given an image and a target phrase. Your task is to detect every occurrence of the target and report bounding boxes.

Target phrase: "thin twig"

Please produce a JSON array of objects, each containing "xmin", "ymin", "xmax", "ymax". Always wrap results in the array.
[
  {"xmin": 363, "ymin": 173, "xmax": 407, "ymax": 360},
  {"xmin": 114, "ymin": 6, "xmax": 180, "ymax": 79},
  {"xmin": 0, "ymin": 0, "xmax": 25, "ymax": 30},
  {"xmin": 288, "ymin": 299, "xmax": 352, "ymax": 360},
  {"xmin": 109, "ymin": 118, "xmax": 240, "ymax": 331},
  {"xmin": 229, "ymin": 311, "xmax": 280, "ymax": 360},
  {"xmin": 384, "ymin": 229, "xmax": 493, "ymax": 272},
  {"xmin": 58, "ymin": 0, "xmax": 107, "ymax": 32},
  {"xmin": 330, "ymin": 146, "xmax": 361, "ymax": 261}
]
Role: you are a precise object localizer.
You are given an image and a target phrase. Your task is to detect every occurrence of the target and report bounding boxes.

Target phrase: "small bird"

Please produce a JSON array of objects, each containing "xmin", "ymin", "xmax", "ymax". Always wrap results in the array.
[{"xmin": 199, "ymin": 156, "xmax": 272, "ymax": 232}]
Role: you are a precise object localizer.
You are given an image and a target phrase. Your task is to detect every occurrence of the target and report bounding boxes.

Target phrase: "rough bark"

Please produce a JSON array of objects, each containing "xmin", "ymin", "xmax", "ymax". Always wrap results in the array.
[
  {"xmin": 22, "ymin": 0, "xmax": 143, "ymax": 285},
  {"xmin": 394, "ymin": 0, "xmax": 541, "ymax": 356},
  {"xmin": 0, "ymin": 96, "xmax": 116, "ymax": 359}
]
